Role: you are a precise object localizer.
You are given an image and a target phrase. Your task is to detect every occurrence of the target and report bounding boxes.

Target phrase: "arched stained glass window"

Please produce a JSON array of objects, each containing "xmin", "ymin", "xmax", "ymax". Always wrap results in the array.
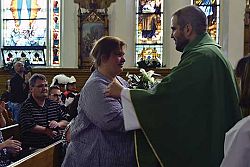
[
  {"xmin": 1, "ymin": 0, "xmax": 61, "ymax": 66},
  {"xmin": 135, "ymin": 0, "xmax": 163, "ymax": 68},
  {"xmin": 192, "ymin": 0, "xmax": 220, "ymax": 43}
]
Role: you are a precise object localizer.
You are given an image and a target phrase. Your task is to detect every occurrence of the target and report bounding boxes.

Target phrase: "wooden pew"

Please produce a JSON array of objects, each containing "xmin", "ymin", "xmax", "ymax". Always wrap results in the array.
[
  {"xmin": 0, "ymin": 125, "xmax": 63, "ymax": 167},
  {"xmin": 0, "ymin": 124, "xmax": 20, "ymax": 140},
  {"xmin": 0, "ymin": 68, "xmax": 171, "ymax": 95},
  {"xmin": 8, "ymin": 140, "xmax": 63, "ymax": 167}
]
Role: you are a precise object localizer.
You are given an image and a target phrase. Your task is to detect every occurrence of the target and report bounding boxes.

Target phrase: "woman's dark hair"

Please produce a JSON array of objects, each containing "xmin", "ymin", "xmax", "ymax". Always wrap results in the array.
[
  {"xmin": 66, "ymin": 94, "xmax": 80, "ymax": 121},
  {"xmin": 90, "ymin": 36, "xmax": 126, "ymax": 68},
  {"xmin": 235, "ymin": 55, "xmax": 250, "ymax": 108}
]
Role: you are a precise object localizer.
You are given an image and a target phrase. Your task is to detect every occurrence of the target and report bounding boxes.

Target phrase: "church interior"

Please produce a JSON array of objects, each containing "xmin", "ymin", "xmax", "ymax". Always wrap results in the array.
[
  {"xmin": 0, "ymin": 0, "xmax": 249, "ymax": 166},
  {"xmin": 0, "ymin": 0, "xmax": 248, "ymax": 93}
]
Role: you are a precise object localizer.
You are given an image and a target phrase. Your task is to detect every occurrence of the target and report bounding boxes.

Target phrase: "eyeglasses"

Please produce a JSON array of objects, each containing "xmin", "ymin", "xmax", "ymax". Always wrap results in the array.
[
  {"xmin": 34, "ymin": 84, "xmax": 48, "ymax": 88},
  {"xmin": 50, "ymin": 94, "xmax": 62, "ymax": 98}
]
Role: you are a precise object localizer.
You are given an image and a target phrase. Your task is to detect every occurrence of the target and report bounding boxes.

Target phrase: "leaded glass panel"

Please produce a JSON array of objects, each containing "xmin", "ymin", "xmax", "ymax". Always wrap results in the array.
[
  {"xmin": 192, "ymin": 0, "xmax": 220, "ymax": 43},
  {"xmin": 2, "ymin": 0, "xmax": 47, "ymax": 47},
  {"xmin": 1, "ymin": 0, "xmax": 61, "ymax": 66},
  {"xmin": 135, "ymin": 0, "xmax": 163, "ymax": 67},
  {"xmin": 51, "ymin": 0, "xmax": 60, "ymax": 65}
]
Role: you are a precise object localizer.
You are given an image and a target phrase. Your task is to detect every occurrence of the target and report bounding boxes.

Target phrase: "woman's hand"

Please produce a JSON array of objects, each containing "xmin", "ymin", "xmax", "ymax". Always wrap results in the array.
[{"xmin": 3, "ymin": 136, "xmax": 22, "ymax": 153}]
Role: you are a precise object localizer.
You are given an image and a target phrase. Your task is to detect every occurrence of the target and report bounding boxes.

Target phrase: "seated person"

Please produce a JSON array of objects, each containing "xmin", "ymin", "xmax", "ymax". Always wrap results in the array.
[
  {"xmin": 64, "ymin": 76, "xmax": 78, "ymax": 107},
  {"xmin": 50, "ymin": 74, "xmax": 70, "ymax": 104},
  {"xmin": 235, "ymin": 55, "xmax": 250, "ymax": 117},
  {"xmin": 48, "ymin": 85, "xmax": 69, "ymax": 119},
  {"xmin": 48, "ymin": 85, "xmax": 63, "ymax": 104},
  {"xmin": 220, "ymin": 55, "xmax": 250, "ymax": 167},
  {"xmin": 0, "ymin": 101, "xmax": 14, "ymax": 127},
  {"xmin": 61, "ymin": 94, "xmax": 80, "ymax": 148},
  {"xmin": 0, "ymin": 105, "xmax": 22, "ymax": 166},
  {"xmin": 19, "ymin": 74, "xmax": 68, "ymax": 149},
  {"xmin": 66, "ymin": 94, "xmax": 79, "ymax": 121}
]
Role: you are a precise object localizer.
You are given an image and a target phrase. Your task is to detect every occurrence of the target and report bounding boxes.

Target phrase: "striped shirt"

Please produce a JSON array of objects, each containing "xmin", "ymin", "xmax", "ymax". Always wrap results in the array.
[
  {"xmin": 62, "ymin": 70, "xmax": 136, "ymax": 167},
  {"xmin": 19, "ymin": 96, "xmax": 67, "ymax": 149}
]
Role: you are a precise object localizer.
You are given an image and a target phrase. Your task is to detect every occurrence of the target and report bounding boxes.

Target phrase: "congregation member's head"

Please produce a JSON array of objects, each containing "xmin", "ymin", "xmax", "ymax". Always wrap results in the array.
[
  {"xmin": 29, "ymin": 73, "xmax": 48, "ymax": 100},
  {"xmin": 171, "ymin": 5, "xmax": 207, "ymax": 52},
  {"xmin": 235, "ymin": 55, "xmax": 250, "ymax": 111},
  {"xmin": 48, "ymin": 85, "xmax": 62, "ymax": 103},
  {"xmin": 90, "ymin": 36, "xmax": 126, "ymax": 79},
  {"xmin": 14, "ymin": 61, "xmax": 25, "ymax": 75},
  {"xmin": 66, "ymin": 76, "xmax": 77, "ymax": 92}
]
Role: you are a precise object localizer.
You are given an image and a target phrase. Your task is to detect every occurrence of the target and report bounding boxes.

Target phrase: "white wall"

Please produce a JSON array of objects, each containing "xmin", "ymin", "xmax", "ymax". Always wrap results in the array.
[
  {"xmin": 61, "ymin": 0, "xmax": 246, "ymax": 69},
  {"xmin": 164, "ymin": 0, "xmax": 190, "ymax": 68},
  {"xmin": 221, "ymin": 0, "xmax": 245, "ymax": 68},
  {"xmin": 60, "ymin": 0, "xmax": 78, "ymax": 68},
  {"xmin": 108, "ymin": 0, "xmax": 135, "ymax": 67}
]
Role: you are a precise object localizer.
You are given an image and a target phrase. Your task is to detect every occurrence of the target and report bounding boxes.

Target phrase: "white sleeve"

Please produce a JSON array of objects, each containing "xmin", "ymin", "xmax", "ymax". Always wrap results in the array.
[
  {"xmin": 121, "ymin": 88, "xmax": 141, "ymax": 131},
  {"xmin": 220, "ymin": 117, "xmax": 250, "ymax": 167}
]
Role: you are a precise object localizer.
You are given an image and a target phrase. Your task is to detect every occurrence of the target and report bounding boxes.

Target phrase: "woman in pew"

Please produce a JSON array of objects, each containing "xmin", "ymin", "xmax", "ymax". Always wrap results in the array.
[
  {"xmin": 62, "ymin": 36, "xmax": 136, "ymax": 167},
  {"xmin": 220, "ymin": 55, "xmax": 250, "ymax": 167},
  {"xmin": 0, "ymin": 104, "xmax": 22, "ymax": 166},
  {"xmin": 235, "ymin": 54, "xmax": 250, "ymax": 117}
]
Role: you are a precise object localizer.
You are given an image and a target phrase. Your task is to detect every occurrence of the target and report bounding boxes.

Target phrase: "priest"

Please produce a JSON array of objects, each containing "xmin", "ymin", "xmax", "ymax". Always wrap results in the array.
[{"xmin": 106, "ymin": 5, "xmax": 242, "ymax": 167}]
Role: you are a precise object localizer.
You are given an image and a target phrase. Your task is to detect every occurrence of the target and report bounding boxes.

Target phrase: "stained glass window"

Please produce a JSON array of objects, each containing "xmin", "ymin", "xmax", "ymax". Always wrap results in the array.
[
  {"xmin": 51, "ymin": 0, "xmax": 60, "ymax": 65},
  {"xmin": 1, "ymin": 0, "xmax": 61, "ymax": 66},
  {"xmin": 192, "ymin": 0, "xmax": 220, "ymax": 43},
  {"xmin": 135, "ymin": 0, "xmax": 163, "ymax": 68}
]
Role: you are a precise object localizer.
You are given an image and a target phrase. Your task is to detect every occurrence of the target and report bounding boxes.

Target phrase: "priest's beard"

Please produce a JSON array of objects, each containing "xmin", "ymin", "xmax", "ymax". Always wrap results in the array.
[{"xmin": 175, "ymin": 36, "xmax": 189, "ymax": 52}]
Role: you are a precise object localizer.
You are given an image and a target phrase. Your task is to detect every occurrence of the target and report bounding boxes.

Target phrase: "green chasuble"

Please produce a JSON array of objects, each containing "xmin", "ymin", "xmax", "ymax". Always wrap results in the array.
[{"xmin": 131, "ymin": 33, "xmax": 242, "ymax": 167}]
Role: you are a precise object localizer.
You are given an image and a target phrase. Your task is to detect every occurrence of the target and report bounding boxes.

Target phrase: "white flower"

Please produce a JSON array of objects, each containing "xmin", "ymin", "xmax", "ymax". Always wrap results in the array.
[
  {"xmin": 147, "ymin": 70, "xmax": 155, "ymax": 78},
  {"xmin": 127, "ymin": 69, "xmax": 161, "ymax": 90}
]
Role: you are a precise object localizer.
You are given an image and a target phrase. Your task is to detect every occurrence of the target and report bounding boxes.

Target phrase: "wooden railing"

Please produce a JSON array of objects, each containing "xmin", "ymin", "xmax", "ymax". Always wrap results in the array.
[
  {"xmin": 0, "ymin": 124, "xmax": 20, "ymax": 141},
  {"xmin": 0, "ymin": 124, "xmax": 63, "ymax": 167},
  {"xmin": 8, "ymin": 140, "xmax": 63, "ymax": 167}
]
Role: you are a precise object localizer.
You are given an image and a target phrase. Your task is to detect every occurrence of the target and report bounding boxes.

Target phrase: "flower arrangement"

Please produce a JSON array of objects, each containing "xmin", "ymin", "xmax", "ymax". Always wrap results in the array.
[
  {"xmin": 126, "ymin": 68, "xmax": 161, "ymax": 89},
  {"xmin": 3, "ymin": 57, "xmax": 32, "ymax": 75}
]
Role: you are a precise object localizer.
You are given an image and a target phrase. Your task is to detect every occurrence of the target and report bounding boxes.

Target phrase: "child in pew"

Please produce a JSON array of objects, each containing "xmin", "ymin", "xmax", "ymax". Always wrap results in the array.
[{"xmin": 0, "ymin": 104, "xmax": 22, "ymax": 167}]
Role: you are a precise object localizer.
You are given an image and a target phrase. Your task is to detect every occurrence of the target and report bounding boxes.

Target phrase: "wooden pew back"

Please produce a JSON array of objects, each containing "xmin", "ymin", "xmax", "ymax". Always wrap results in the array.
[
  {"xmin": 8, "ymin": 140, "xmax": 63, "ymax": 167},
  {"xmin": 0, "ymin": 124, "xmax": 20, "ymax": 141}
]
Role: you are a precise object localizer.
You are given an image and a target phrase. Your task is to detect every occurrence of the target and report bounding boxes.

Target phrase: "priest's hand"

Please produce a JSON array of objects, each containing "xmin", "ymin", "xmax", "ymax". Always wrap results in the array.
[{"xmin": 105, "ymin": 80, "xmax": 124, "ymax": 98}]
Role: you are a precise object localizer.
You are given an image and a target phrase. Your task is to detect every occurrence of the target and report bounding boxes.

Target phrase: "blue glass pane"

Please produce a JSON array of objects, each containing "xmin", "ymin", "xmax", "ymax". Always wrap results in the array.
[
  {"xmin": 3, "ymin": 19, "xmax": 47, "ymax": 46},
  {"xmin": 193, "ymin": 0, "xmax": 218, "ymax": 5},
  {"xmin": 2, "ymin": 0, "xmax": 47, "ymax": 47},
  {"xmin": 193, "ymin": 0, "xmax": 220, "ymax": 43},
  {"xmin": 137, "ymin": 0, "xmax": 163, "ymax": 13},
  {"xmin": 136, "ymin": 14, "xmax": 163, "ymax": 44}
]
